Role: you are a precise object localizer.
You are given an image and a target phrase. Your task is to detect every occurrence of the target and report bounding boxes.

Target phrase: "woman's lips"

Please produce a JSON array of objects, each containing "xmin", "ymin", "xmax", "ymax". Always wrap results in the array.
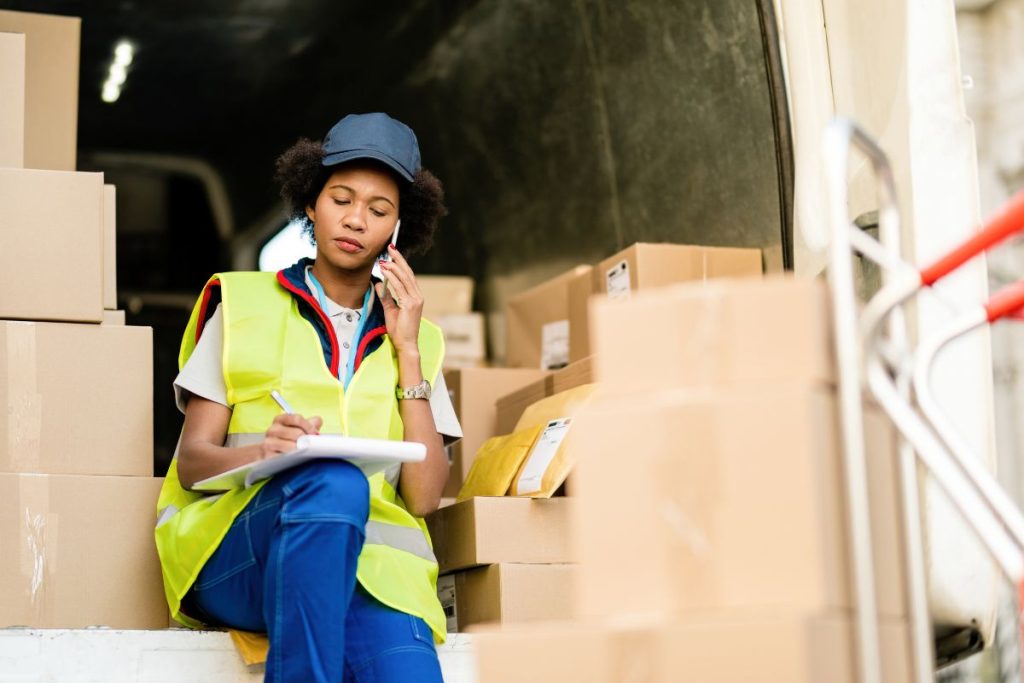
[{"xmin": 333, "ymin": 238, "xmax": 363, "ymax": 254}]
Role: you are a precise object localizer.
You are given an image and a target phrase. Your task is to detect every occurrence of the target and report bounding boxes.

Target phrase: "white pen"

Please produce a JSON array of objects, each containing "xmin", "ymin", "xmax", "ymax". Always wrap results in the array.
[{"xmin": 270, "ymin": 390, "xmax": 295, "ymax": 415}]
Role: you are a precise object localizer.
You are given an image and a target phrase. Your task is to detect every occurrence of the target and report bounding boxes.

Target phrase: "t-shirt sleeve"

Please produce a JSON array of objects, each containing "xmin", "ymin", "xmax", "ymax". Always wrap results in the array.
[
  {"xmin": 173, "ymin": 304, "xmax": 229, "ymax": 413},
  {"xmin": 429, "ymin": 371, "xmax": 463, "ymax": 444}
]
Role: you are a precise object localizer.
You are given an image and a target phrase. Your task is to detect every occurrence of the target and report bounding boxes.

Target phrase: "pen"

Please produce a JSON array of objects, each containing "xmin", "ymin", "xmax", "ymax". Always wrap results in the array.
[{"xmin": 270, "ymin": 390, "xmax": 295, "ymax": 414}]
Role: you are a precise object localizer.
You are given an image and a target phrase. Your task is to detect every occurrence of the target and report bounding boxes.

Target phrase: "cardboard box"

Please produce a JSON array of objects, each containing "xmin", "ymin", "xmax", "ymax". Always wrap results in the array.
[
  {"xmin": 472, "ymin": 618, "xmax": 663, "ymax": 683},
  {"xmin": 442, "ymin": 367, "xmax": 551, "ymax": 498},
  {"xmin": 568, "ymin": 267, "xmax": 598, "ymax": 363},
  {"xmin": 103, "ymin": 184, "xmax": 117, "ymax": 309},
  {"xmin": 472, "ymin": 615, "xmax": 910, "ymax": 683},
  {"xmin": 657, "ymin": 612, "xmax": 912, "ymax": 683},
  {"xmin": 0, "ymin": 320, "xmax": 153, "ymax": 476},
  {"xmin": 597, "ymin": 243, "xmax": 762, "ymax": 299},
  {"xmin": 0, "ymin": 32, "xmax": 25, "ymax": 168},
  {"xmin": 551, "ymin": 356, "xmax": 595, "ymax": 395},
  {"xmin": 436, "ymin": 312, "xmax": 486, "ymax": 361},
  {"xmin": 420, "ymin": 275, "xmax": 474, "ymax": 319},
  {"xmin": 591, "ymin": 276, "xmax": 833, "ymax": 395},
  {"xmin": 495, "ymin": 376, "xmax": 553, "ymax": 435},
  {"xmin": 102, "ymin": 309, "xmax": 126, "ymax": 326},
  {"xmin": 440, "ymin": 563, "xmax": 577, "ymax": 631},
  {"xmin": 506, "ymin": 265, "xmax": 592, "ymax": 369},
  {"xmin": 570, "ymin": 385, "xmax": 905, "ymax": 620},
  {"xmin": 0, "ymin": 11, "xmax": 79, "ymax": 171},
  {"xmin": 0, "ymin": 168, "xmax": 105, "ymax": 322},
  {"xmin": 426, "ymin": 496, "xmax": 575, "ymax": 573},
  {"xmin": 0, "ymin": 473, "xmax": 168, "ymax": 629}
]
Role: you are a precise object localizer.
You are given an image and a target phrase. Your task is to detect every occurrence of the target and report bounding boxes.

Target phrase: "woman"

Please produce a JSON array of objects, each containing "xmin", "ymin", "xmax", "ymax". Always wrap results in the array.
[{"xmin": 155, "ymin": 112, "xmax": 462, "ymax": 682}]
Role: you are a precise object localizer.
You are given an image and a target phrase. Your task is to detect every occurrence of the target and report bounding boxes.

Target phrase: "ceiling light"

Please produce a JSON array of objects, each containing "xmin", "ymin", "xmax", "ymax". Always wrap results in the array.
[{"xmin": 101, "ymin": 40, "xmax": 135, "ymax": 104}]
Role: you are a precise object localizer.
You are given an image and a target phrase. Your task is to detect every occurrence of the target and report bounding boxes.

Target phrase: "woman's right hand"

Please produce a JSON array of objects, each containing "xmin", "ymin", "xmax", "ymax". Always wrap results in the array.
[{"xmin": 260, "ymin": 413, "xmax": 323, "ymax": 460}]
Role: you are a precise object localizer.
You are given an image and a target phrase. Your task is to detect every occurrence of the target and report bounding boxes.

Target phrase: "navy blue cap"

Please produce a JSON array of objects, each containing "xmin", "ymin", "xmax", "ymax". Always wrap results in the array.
[{"xmin": 321, "ymin": 113, "xmax": 421, "ymax": 182}]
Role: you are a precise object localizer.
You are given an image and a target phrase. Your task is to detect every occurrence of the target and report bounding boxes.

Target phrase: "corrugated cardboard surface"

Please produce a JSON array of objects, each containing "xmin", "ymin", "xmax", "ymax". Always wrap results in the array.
[
  {"xmin": 596, "ymin": 243, "xmax": 762, "ymax": 295},
  {"xmin": 505, "ymin": 265, "xmax": 591, "ymax": 369},
  {"xmin": 0, "ymin": 11, "xmax": 79, "ymax": 171},
  {"xmin": 442, "ymin": 367, "xmax": 551, "ymax": 498},
  {"xmin": 0, "ymin": 168, "xmax": 104, "ymax": 322},
  {"xmin": 471, "ymin": 618, "xmax": 663, "ymax": 683},
  {"xmin": 657, "ymin": 613, "xmax": 912, "ymax": 683},
  {"xmin": 0, "ymin": 32, "xmax": 25, "ymax": 168},
  {"xmin": 551, "ymin": 356, "xmax": 594, "ymax": 395},
  {"xmin": 571, "ymin": 385, "xmax": 905, "ymax": 620},
  {"xmin": 472, "ymin": 614, "xmax": 910, "ymax": 683},
  {"xmin": 494, "ymin": 376, "xmax": 552, "ymax": 435},
  {"xmin": 419, "ymin": 275, "xmax": 474, "ymax": 319},
  {"xmin": 0, "ymin": 473, "xmax": 168, "ymax": 629},
  {"xmin": 103, "ymin": 184, "xmax": 117, "ymax": 309},
  {"xmin": 567, "ymin": 267, "xmax": 598, "ymax": 363},
  {"xmin": 592, "ymin": 275, "xmax": 834, "ymax": 394},
  {"xmin": 426, "ymin": 496, "xmax": 575, "ymax": 573},
  {"xmin": 448, "ymin": 563, "xmax": 577, "ymax": 631},
  {"xmin": 0, "ymin": 320, "xmax": 153, "ymax": 475}
]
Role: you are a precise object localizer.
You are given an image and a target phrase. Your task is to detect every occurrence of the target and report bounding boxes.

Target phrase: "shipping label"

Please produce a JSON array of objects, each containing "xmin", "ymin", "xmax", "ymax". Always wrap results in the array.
[{"xmin": 516, "ymin": 417, "xmax": 572, "ymax": 495}]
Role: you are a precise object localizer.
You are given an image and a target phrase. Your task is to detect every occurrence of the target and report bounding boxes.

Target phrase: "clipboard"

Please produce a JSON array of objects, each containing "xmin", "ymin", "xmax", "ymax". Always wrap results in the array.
[{"xmin": 191, "ymin": 434, "xmax": 426, "ymax": 493}]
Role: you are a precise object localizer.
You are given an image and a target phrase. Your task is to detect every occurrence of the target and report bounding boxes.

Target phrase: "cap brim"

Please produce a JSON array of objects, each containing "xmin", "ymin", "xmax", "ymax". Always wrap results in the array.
[{"xmin": 321, "ymin": 149, "xmax": 414, "ymax": 182}]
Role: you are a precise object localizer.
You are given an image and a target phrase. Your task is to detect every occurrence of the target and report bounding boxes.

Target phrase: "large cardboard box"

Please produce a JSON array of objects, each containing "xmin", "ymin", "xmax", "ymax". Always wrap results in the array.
[
  {"xmin": 0, "ymin": 32, "xmax": 25, "ymax": 168},
  {"xmin": 436, "ymin": 312, "xmax": 486, "ymax": 364},
  {"xmin": 472, "ymin": 615, "xmax": 910, "ymax": 683},
  {"xmin": 597, "ymin": 242, "xmax": 762, "ymax": 299},
  {"xmin": 571, "ymin": 385, "xmax": 906, "ymax": 620},
  {"xmin": 592, "ymin": 276, "xmax": 833, "ymax": 394},
  {"xmin": 506, "ymin": 265, "xmax": 592, "ymax": 370},
  {"xmin": 0, "ymin": 320, "xmax": 153, "ymax": 476},
  {"xmin": 0, "ymin": 168, "xmax": 105, "ymax": 322},
  {"xmin": 439, "ymin": 563, "xmax": 577, "ymax": 632},
  {"xmin": 472, "ymin": 618, "xmax": 664, "ymax": 683},
  {"xmin": 103, "ymin": 184, "xmax": 117, "ymax": 310},
  {"xmin": 443, "ymin": 367, "xmax": 551, "ymax": 498},
  {"xmin": 494, "ymin": 376, "xmax": 553, "ymax": 436},
  {"xmin": 419, "ymin": 275, "xmax": 474, "ymax": 319},
  {"xmin": 657, "ymin": 613, "xmax": 912, "ymax": 683},
  {"xmin": 426, "ymin": 496, "xmax": 575, "ymax": 573},
  {"xmin": 0, "ymin": 11, "xmax": 79, "ymax": 171},
  {"xmin": 0, "ymin": 473, "xmax": 168, "ymax": 629}
]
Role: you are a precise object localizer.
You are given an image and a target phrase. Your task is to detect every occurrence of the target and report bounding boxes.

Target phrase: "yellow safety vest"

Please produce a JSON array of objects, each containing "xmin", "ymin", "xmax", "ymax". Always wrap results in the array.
[{"xmin": 154, "ymin": 271, "xmax": 448, "ymax": 641}]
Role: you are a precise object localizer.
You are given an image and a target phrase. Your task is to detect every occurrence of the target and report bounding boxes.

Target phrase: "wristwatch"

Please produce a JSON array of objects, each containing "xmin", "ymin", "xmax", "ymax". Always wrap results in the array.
[{"xmin": 397, "ymin": 379, "xmax": 432, "ymax": 400}]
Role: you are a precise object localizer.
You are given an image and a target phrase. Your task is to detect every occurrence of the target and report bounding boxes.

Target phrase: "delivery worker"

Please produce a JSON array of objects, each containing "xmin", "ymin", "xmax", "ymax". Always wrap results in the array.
[{"xmin": 154, "ymin": 112, "xmax": 463, "ymax": 682}]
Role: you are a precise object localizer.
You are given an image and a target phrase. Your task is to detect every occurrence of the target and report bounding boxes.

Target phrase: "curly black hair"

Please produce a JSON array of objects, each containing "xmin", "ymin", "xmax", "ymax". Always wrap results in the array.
[{"xmin": 273, "ymin": 138, "xmax": 447, "ymax": 257}]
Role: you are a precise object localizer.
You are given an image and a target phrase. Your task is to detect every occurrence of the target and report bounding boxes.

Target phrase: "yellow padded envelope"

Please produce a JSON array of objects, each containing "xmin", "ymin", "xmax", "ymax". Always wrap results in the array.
[
  {"xmin": 456, "ymin": 425, "xmax": 544, "ymax": 502},
  {"xmin": 510, "ymin": 383, "xmax": 600, "ymax": 497}
]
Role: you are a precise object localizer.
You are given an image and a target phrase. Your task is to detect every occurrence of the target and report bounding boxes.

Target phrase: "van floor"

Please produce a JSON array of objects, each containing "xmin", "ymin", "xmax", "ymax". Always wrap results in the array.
[{"xmin": 0, "ymin": 628, "xmax": 476, "ymax": 681}]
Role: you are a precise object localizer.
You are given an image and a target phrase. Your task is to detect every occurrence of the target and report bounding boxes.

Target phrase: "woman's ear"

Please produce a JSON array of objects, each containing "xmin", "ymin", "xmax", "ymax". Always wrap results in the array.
[{"xmin": 305, "ymin": 204, "xmax": 316, "ymax": 224}]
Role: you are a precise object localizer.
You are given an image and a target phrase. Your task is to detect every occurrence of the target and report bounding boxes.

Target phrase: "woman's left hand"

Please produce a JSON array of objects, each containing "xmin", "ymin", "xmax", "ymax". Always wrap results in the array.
[{"xmin": 376, "ymin": 244, "xmax": 424, "ymax": 355}]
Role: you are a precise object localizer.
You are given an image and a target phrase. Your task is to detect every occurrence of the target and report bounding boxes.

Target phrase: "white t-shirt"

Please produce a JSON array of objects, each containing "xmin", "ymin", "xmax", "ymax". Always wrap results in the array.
[{"xmin": 173, "ymin": 274, "xmax": 463, "ymax": 442}]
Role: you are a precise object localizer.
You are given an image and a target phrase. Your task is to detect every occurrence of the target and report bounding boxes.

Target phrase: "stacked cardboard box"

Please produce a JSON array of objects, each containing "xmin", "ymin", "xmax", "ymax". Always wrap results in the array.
[
  {"xmin": 419, "ymin": 275, "xmax": 489, "ymax": 369},
  {"xmin": 471, "ymin": 276, "xmax": 914, "ymax": 682},
  {"xmin": 0, "ymin": 11, "xmax": 167, "ymax": 629},
  {"xmin": 427, "ymin": 496, "xmax": 576, "ymax": 632}
]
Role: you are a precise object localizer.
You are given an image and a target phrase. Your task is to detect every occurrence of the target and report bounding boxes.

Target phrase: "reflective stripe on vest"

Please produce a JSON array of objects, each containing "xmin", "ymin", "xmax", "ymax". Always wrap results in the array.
[{"xmin": 154, "ymin": 271, "xmax": 448, "ymax": 641}]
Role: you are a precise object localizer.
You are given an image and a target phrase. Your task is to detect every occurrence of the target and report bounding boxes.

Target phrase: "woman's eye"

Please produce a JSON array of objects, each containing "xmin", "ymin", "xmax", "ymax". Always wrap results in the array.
[
  {"xmin": 371, "ymin": 209, "xmax": 386, "ymax": 217},
  {"xmin": 333, "ymin": 198, "xmax": 349, "ymax": 205}
]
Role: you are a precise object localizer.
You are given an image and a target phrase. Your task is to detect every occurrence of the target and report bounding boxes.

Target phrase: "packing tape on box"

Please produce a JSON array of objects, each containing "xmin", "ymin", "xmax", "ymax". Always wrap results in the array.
[
  {"xmin": 18, "ymin": 475, "xmax": 57, "ymax": 619},
  {"xmin": 5, "ymin": 323, "xmax": 43, "ymax": 470}
]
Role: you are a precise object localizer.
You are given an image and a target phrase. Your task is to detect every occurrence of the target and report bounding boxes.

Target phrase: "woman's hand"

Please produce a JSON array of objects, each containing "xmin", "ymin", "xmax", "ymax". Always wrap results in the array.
[
  {"xmin": 260, "ymin": 413, "xmax": 322, "ymax": 460},
  {"xmin": 376, "ymin": 244, "xmax": 424, "ymax": 355}
]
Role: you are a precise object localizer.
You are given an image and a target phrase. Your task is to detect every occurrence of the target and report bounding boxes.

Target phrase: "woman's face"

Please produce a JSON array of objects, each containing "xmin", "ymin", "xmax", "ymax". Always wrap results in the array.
[{"xmin": 306, "ymin": 162, "xmax": 400, "ymax": 272}]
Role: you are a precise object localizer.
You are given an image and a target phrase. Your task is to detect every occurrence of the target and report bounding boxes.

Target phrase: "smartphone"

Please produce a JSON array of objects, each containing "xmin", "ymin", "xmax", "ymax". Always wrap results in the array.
[{"xmin": 372, "ymin": 219, "xmax": 401, "ymax": 281}]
